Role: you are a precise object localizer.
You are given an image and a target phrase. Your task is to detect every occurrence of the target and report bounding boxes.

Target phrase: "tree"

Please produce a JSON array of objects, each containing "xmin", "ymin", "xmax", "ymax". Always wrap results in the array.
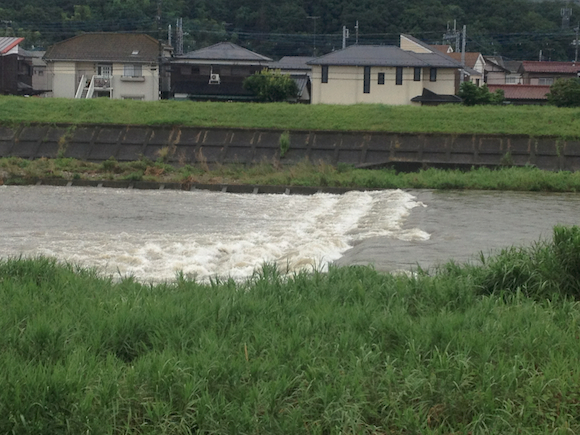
[
  {"xmin": 547, "ymin": 78, "xmax": 580, "ymax": 107},
  {"xmin": 243, "ymin": 69, "xmax": 298, "ymax": 102},
  {"xmin": 458, "ymin": 81, "xmax": 504, "ymax": 106}
]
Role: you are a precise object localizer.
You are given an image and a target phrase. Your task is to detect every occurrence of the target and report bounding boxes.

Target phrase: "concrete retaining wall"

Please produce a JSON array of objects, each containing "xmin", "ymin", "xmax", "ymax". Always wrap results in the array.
[{"xmin": 2, "ymin": 123, "xmax": 580, "ymax": 171}]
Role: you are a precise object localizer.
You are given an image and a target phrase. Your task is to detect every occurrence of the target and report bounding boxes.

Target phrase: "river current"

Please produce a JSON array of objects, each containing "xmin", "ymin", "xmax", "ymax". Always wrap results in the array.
[{"xmin": 1, "ymin": 185, "xmax": 579, "ymax": 282}]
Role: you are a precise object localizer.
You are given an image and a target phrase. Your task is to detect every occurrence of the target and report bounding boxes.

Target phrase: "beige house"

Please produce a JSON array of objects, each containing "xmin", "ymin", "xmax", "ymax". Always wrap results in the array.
[
  {"xmin": 308, "ymin": 37, "xmax": 461, "ymax": 105},
  {"xmin": 44, "ymin": 33, "xmax": 171, "ymax": 100}
]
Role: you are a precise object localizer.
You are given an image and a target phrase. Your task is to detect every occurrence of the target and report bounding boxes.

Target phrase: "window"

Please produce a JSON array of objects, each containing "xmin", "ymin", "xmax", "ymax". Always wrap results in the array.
[
  {"xmin": 378, "ymin": 72, "xmax": 385, "ymax": 85},
  {"xmin": 321, "ymin": 65, "xmax": 328, "ymax": 83},
  {"xmin": 505, "ymin": 76, "xmax": 518, "ymax": 84},
  {"xmin": 430, "ymin": 67, "xmax": 437, "ymax": 82},
  {"xmin": 363, "ymin": 66, "xmax": 371, "ymax": 93},
  {"xmin": 414, "ymin": 67, "xmax": 421, "ymax": 81},
  {"xmin": 396, "ymin": 67, "xmax": 403, "ymax": 85},
  {"xmin": 123, "ymin": 64, "xmax": 143, "ymax": 77},
  {"xmin": 97, "ymin": 64, "xmax": 112, "ymax": 77},
  {"xmin": 538, "ymin": 77, "xmax": 554, "ymax": 85}
]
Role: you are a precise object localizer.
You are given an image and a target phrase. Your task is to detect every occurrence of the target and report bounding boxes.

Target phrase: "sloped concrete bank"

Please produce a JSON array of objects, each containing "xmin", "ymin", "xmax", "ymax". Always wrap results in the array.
[{"xmin": 1, "ymin": 123, "xmax": 580, "ymax": 171}]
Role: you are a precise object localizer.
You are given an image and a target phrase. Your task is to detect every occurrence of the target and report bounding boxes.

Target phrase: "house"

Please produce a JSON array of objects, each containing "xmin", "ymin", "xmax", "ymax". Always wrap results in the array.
[
  {"xmin": 487, "ymin": 84, "xmax": 550, "ymax": 105},
  {"xmin": 519, "ymin": 61, "xmax": 580, "ymax": 86},
  {"xmin": 43, "ymin": 33, "xmax": 171, "ymax": 100},
  {"xmin": 171, "ymin": 42, "xmax": 272, "ymax": 101},
  {"xmin": 20, "ymin": 49, "xmax": 50, "ymax": 96},
  {"xmin": 308, "ymin": 36, "xmax": 462, "ymax": 105},
  {"xmin": 445, "ymin": 52, "xmax": 485, "ymax": 86},
  {"xmin": 0, "ymin": 37, "xmax": 34, "ymax": 95},
  {"xmin": 269, "ymin": 56, "xmax": 314, "ymax": 103},
  {"xmin": 484, "ymin": 56, "xmax": 522, "ymax": 85}
]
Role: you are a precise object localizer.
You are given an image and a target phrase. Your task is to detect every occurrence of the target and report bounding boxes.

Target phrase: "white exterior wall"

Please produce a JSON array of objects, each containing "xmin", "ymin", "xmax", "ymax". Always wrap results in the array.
[
  {"xmin": 47, "ymin": 61, "xmax": 159, "ymax": 100},
  {"xmin": 311, "ymin": 65, "xmax": 456, "ymax": 105},
  {"xmin": 400, "ymin": 35, "xmax": 431, "ymax": 53}
]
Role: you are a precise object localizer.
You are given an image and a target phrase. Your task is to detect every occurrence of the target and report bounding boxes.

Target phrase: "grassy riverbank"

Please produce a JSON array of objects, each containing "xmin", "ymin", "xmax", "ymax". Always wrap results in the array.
[
  {"xmin": 2, "ymin": 96, "xmax": 580, "ymax": 137},
  {"xmin": 2, "ymin": 156, "xmax": 580, "ymax": 192},
  {"xmin": 1, "ymin": 226, "xmax": 580, "ymax": 434}
]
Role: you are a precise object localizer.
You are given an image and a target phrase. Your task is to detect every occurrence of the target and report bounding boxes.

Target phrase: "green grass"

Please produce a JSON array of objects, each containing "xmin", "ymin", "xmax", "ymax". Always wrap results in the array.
[
  {"xmin": 3, "ymin": 96, "xmax": 580, "ymax": 137},
  {"xmin": 2, "ymin": 156, "xmax": 580, "ymax": 192},
  {"xmin": 1, "ymin": 226, "xmax": 580, "ymax": 434}
]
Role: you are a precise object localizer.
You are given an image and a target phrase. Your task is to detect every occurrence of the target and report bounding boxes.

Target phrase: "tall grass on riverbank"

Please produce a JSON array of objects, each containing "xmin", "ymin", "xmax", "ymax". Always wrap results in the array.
[
  {"xmin": 2, "ymin": 226, "xmax": 580, "ymax": 434},
  {"xmin": 2, "ymin": 156, "xmax": 580, "ymax": 192},
  {"xmin": 3, "ymin": 96, "xmax": 580, "ymax": 137}
]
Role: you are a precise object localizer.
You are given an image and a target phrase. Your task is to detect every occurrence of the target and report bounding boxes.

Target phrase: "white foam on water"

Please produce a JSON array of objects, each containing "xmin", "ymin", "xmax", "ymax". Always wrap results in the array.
[{"xmin": 1, "ymin": 188, "xmax": 429, "ymax": 282}]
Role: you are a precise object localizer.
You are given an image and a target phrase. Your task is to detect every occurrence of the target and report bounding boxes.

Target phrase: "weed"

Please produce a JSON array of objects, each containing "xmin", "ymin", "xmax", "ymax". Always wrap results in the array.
[{"xmin": 279, "ymin": 130, "xmax": 290, "ymax": 157}]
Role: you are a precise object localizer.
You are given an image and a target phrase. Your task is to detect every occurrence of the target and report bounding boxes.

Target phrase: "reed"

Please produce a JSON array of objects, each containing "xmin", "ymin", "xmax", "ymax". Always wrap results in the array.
[{"xmin": 1, "ymin": 227, "xmax": 580, "ymax": 433}]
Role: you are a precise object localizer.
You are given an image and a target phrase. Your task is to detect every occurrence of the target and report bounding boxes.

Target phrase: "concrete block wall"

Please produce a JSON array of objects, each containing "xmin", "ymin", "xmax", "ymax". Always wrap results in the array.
[{"xmin": 1, "ymin": 123, "xmax": 580, "ymax": 171}]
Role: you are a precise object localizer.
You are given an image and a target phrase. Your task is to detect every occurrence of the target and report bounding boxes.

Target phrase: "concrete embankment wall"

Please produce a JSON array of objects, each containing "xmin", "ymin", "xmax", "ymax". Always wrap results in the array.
[{"xmin": 1, "ymin": 123, "xmax": 580, "ymax": 171}]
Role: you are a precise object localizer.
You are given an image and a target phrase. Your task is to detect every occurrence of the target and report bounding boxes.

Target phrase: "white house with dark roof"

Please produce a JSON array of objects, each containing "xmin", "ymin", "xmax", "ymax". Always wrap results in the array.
[
  {"xmin": 171, "ymin": 42, "xmax": 272, "ymax": 101},
  {"xmin": 307, "ymin": 38, "xmax": 462, "ymax": 105},
  {"xmin": 43, "ymin": 33, "xmax": 171, "ymax": 100}
]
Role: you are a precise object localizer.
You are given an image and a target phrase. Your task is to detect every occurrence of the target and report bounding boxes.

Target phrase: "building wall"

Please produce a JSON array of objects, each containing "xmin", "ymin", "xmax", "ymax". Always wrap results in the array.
[
  {"xmin": 400, "ymin": 36, "xmax": 431, "ymax": 53},
  {"xmin": 311, "ymin": 65, "xmax": 456, "ymax": 105},
  {"xmin": 48, "ymin": 61, "xmax": 76, "ymax": 98}
]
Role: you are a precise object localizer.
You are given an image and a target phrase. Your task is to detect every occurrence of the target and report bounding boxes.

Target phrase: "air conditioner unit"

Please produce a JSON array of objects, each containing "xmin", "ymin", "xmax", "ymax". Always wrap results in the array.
[{"xmin": 209, "ymin": 73, "xmax": 221, "ymax": 84}]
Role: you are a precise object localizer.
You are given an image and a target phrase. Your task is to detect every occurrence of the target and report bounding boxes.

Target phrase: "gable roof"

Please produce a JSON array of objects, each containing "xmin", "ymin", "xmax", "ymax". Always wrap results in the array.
[
  {"xmin": 431, "ymin": 44, "xmax": 453, "ymax": 54},
  {"xmin": 44, "ymin": 33, "xmax": 161, "ymax": 63},
  {"xmin": 0, "ymin": 37, "xmax": 24, "ymax": 55},
  {"xmin": 270, "ymin": 56, "xmax": 315, "ymax": 70},
  {"xmin": 487, "ymin": 84, "xmax": 550, "ymax": 100},
  {"xmin": 445, "ymin": 52, "xmax": 483, "ymax": 70},
  {"xmin": 177, "ymin": 42, "xmax": 272, "ymax": 62},
  {"xmin": 520, "ymin": 61, "xmax": 580, "ymax": 74},
  {"xmin": 307, "ymin": 45, "xmax": 462, "ymax": 68},
  {"xmin": 485, "ymin": 56, "xmax": 521, "ymax": 74}
]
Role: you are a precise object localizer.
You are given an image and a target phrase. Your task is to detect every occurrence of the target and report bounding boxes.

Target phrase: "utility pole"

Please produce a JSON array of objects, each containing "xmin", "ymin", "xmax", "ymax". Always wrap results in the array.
[
  {"xmin": 307, "ymin": 16, "xmax": 319, "ymax": 56},
  {"xmin": 355, "ymin": 21, "xmax": 359, "ymax": 45},
  {"xmin": 460, "ymin": 25, "xmax": 467, "ymax": 84},
  {"xmin": 575, "ymin": 22, "xmax": 579, "ymax": 62},
  {"xmin": 176, "ymin": 18, "xmax": 183, "ymax": 55},
  {"xmin": 342, "ymin": 26, "xmax": 350, "ymax": 49},
  {"xmin": 562, "ymin": 7, "xmax": 573, "ymax": 29}
]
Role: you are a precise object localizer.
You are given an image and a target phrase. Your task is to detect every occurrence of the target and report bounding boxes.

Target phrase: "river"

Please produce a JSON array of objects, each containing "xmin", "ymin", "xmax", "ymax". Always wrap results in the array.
[{"xmin": 1, "ymin": 185, "xmax": 579, "ymax": 281}]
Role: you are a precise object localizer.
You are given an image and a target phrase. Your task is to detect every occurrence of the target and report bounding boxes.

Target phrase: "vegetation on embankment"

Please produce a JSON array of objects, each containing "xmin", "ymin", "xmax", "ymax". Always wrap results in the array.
[
  {"xmin": 2, "ymin": 156, "xmax": 580, "ymax": 192},
  {"xmin": 2, "ymin": 225, "xmax": 580, "ymax": 434},
  {"xmin": 3, "ymin": 96, "xmax": 580, "ymax": 137}
]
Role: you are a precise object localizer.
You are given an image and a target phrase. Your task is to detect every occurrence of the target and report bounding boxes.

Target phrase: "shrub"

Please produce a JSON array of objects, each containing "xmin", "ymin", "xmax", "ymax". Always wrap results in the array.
[
  {"xmin": 458, "ymin": 81, "xmax": 504, "ymax": 106},
  {"xmin": 547, "ymin": 78, "xmax": 580, "ymax": 107},
  {"xmin": 243, "ymin": 69, "xmax": 299, "ymax": 102}
]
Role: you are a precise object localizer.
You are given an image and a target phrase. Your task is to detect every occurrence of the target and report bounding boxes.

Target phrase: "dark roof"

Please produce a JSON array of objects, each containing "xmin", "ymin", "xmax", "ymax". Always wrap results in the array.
[
  {"xmin": 411, "ymin": 88, "xmax": 462, "ymax": 103},
  {"xmin": 0, "ymin": 37, "xmax": 24, "ymax": 54},
  {"xmin": 177, "ymin": 42, "xmax": 272, "ymax": 62},
  {"xmin": 270, "ymin": 56, "xmax": 315, "ymax": 70},
  {"xmin": 44, "ymin": 33, "xmax": 161, "ymax": 63},
  {"xmin": 307, "ymin": 45, "xmax": 462, "ymax": 68},
  {"xmin": 487, "ymin": 84, "xmax": 550, "ymax": 100}
]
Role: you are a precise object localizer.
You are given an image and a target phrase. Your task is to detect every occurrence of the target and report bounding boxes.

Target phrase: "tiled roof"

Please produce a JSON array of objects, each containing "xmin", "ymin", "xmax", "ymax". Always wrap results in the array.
[
  {"xmin": 487, "ymin": 84, "xmax": 550, "ymax": 100},
  {"xmin": 431, "ymin": 45, "xmax": 453, "ymax": 54},
  {"xmin": 520, "ymin": 61, "xmax": 580, "ymax": 74},
  {"xmin": 177, "ymin": 42, "xmax": 272, "ymax": 62},
  {"xmin": 308, "ymin": 45, "xmax": 462, "ymax": 68},
  {"xmin": 446, "ymin": 52, "xmax": 482, "ymax": 69},
  {"xmin": 0, "ymin": 37, "xmax": 24, "ymax": 54},
  {"xmin": 270, "ymin": 56, "xmax": 315, "ymax": 70},
  {"xmin": 44, "ymin": 33, "xmax": 161, "ymax": 63}
]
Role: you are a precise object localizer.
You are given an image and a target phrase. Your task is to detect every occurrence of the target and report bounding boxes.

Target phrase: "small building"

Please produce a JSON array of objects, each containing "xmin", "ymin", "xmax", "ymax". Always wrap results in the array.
[
  {"xmin": 308, "ymin": 36, "xmax": 462, "ymax": 105},
  {"xmin": 519, "ymin": 61, "xmax": 580, "ymax": 86},
  {"xmin": 484, "ymin": 56, "xmax": 522, "ymax": 85},
  {"xmin": 269, "ymin": 56, "xmax": 314, "ymax": 103},
  {"xmin": 0, "ymin": 37, "xmax": 34, "ymax": 95},
  {"xmin": 43, "ymin": 33, "xmax": 171, "ymax": 100},
  {"xmin": 445, "ymin": 52, "xmax": 485, "ymax": 86},
  {"xmin": 487, "ymin": 84, "xmax": 550, "ymax": 105},
  {"xmin": 171, "ymin": 42, "xmax": 272, "ymax": 101}
]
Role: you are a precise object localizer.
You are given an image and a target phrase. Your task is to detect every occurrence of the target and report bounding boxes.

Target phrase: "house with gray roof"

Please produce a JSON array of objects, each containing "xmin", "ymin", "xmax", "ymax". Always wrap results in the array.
[
  {"xmin": 0, "ymin": 37, "xmax": 35, "ymax": 95},
  {"xmin": 269, "ymin": 56, "xmax": 314, "ymax": 103},
  {"xmin": 307, "ymin": 38, "xmax": 462, "ymax": 105},
  {"xmin": 43, "ymin": 33, "xmax": 171, "ymax": 100},
  {"xmin": 171, "ymin": 42, "xmax": 272, "ymax": 101}
]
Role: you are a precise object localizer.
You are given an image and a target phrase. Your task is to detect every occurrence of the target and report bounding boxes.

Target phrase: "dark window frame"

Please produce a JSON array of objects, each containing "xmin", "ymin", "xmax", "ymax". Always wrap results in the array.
[
  {"xmin": 396, "ymin": 67, "xmax": 403, "ymax": 85},
  {"xmin": 321, "ymin": 65, "xmax": 328, "ymax": 83},
  {"xmin": 378, "ymin": 72, "xmax": 385, "ymax": 85},
  {"xmin": 430, "ymin": 67, "xmax": 437, "ymax": 82},
  {"xmin": 414, "ymin": 67, "xmax": 421, "ymax": 81},
  {"xmin": 363, "ymin": 66, "xmax": 371, "ymax": 93}
]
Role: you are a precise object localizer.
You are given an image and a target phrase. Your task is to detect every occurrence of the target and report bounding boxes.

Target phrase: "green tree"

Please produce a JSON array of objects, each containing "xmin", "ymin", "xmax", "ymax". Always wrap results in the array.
[
  {"xmin": 243, "ymin": 69, "xmax": 298, "ymax": 102},
  {"xmin": 547, "ymin": 78, "xmax": 580, "ymax": 107},
  {"xmin": 458, "ymin": 81, "xmax": 504, "ymax": 106}
]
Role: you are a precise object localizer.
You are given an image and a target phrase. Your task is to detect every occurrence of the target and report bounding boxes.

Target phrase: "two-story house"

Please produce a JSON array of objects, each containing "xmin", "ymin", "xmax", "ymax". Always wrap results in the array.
[
  {"xmin": 307, "ymin": 35, "xmax": 462, "ymax": 105},
  {"xmin": 0, "ymin": 37, "xmax": 34, "ymax": 95},
  {"xmin": 43, "ymin": 33, "xmax": 171, "ymax": 100}
]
